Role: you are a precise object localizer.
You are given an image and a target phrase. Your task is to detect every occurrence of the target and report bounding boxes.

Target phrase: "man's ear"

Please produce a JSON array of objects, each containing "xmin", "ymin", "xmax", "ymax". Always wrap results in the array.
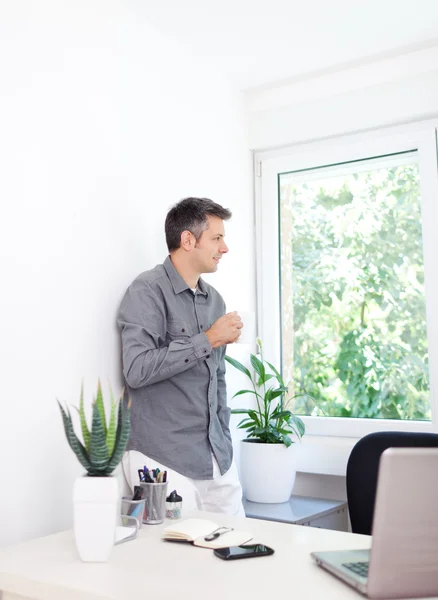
[{"xmin": 180, "ymin": 230, "xmax": 195, "ymax": 252}]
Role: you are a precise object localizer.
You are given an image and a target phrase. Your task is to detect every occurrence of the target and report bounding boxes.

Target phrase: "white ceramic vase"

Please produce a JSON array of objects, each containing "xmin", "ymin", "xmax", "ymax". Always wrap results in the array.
[
  {"xmin": 240, "ymin": 440, "xmax": 299, "ymax": 503},
  {"xmin": 73, "ymin": 475, "xmax": 119, "ymax": 562}
]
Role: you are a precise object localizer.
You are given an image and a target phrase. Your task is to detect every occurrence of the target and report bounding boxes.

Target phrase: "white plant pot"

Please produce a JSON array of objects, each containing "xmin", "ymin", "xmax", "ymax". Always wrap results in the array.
[
  {"xmin": 73, "ymin": 475, "xmax": 119, "ymax": 562},
  {"xmin": 240, "ymin": 440, "xmax": 299, "ymax": 503}
]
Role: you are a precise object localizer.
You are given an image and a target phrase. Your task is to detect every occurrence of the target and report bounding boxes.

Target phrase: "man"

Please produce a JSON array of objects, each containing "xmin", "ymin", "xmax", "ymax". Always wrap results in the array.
[{"xmin": 117, "ymin": 197, "xmax": 244, "ymax": 515}]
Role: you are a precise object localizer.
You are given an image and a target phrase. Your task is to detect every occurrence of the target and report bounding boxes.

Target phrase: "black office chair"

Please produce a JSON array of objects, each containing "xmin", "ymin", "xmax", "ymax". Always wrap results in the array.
[{"xmin": 346, "ymin": 430, "xmax": 438, "ymax": 535}]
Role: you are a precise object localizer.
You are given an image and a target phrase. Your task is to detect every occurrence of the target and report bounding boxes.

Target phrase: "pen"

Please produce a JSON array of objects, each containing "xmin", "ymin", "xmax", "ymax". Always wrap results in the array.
[
  {"xmin": 130, "ymin": 503, "xmax": 143, "ymax": 520},
  {"xmin": 144, "ymin": 471, "xmax": 154, "ymax": 483},
  {"xmin": 156, "ymin": 470, "xmax": 167, "ymax": 483},
  {"xmin": 138, "ymin": 465, "xmax": 166, "ymax": 484},
  {"xmin": 204, "ymin": 527, "xmax": 234, "ymax": 541},
  {"xmin": 132, "ymin": 486, "xmax": 144, "ymax": 501},
  {"xmin": 127, "ymin": 486, "xmax": 144, "ymax": 516}
]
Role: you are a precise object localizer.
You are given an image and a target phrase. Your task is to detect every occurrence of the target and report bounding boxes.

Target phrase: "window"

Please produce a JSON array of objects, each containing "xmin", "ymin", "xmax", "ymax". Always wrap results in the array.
[
  {"xmin": 256, "ymin": 121, "xmax": 438, "ymax": 465},
  {"xmin": 279, "ymin": 154, "xmax": 430, "ymax": 421}
]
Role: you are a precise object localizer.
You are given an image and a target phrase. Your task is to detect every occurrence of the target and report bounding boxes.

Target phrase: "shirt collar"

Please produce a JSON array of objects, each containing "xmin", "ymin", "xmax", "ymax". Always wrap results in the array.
[{"xmin": 163, "ymin": 256, "xmax": 208, "ymax": 296}]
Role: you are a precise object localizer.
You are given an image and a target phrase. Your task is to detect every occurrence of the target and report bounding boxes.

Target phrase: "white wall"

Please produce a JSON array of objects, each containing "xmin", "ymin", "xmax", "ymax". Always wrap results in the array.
[
  {"xmin": 0, "ymin": 0, "xmax": 253, "ymax": 547},
  {"xmin": 248, "ymin": 45, "xmax": 438, "ymax": 149}
]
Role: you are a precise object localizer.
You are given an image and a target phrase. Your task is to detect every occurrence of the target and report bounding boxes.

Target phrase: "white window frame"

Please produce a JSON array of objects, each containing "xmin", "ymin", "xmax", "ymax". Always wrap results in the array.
[{"xmin": 255, "ymin": 119, "xmax": 438, "ymax": 475}]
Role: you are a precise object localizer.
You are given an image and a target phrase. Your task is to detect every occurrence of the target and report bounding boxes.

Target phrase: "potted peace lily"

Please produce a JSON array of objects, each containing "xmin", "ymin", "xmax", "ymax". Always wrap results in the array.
[
  {"xmin": 57, "ymin": 381, "xmax": 131, "ymax": 562},
  {"xmin": 225, "ymin": 339, "xmax": 305, "ymax": 503}
]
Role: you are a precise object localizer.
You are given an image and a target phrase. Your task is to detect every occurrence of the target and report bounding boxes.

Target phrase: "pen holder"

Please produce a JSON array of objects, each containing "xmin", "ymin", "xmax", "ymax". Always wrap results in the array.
[
  {"xmin": 140, "ymin": 482, "xmax": 168, "ymax": 525},
  {"xmin": 121, "ymin": 496, "xmax": 146, "ymax": 529}
]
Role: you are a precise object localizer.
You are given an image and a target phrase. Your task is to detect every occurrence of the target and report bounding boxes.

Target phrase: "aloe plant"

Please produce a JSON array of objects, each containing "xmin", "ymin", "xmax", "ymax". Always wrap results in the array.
[{"xmin": 57, "ymin": 381, "xmax": 131, "ymax": 476}]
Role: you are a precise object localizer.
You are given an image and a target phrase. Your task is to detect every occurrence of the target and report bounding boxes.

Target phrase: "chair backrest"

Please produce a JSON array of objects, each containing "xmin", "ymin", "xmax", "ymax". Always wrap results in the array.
[{"xmin": 346, "ymin": 431, "xmax": 438, "ymax": 535}]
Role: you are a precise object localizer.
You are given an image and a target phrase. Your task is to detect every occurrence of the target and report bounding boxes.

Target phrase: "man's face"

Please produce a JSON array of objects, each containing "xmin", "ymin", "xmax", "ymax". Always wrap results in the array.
[{"xmin": 193, "ymin": 215, "xmax": 229, "ymax": 274}]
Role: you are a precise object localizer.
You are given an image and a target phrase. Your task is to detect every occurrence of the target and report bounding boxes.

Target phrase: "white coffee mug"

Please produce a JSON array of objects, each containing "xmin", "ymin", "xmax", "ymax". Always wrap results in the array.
[{"xmin": 236, "ymin": 310, "xmax": 256, "ymax": 344}]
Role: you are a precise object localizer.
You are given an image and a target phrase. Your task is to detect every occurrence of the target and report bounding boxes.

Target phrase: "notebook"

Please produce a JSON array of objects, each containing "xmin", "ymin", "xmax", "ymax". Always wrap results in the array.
[
  {"xmin": 311, "ymin": 447, "xmax": 438, "ymax": 598},
  {"xmin": 162, "ymin": 518, "xmax": 253, "ymax": 549}
]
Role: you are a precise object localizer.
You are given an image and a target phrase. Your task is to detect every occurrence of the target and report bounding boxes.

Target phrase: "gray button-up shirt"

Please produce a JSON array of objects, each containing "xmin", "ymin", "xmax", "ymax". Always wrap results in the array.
[{"xmin": 117, "ymin": 256, "xmax": 233, "ymax": 479}]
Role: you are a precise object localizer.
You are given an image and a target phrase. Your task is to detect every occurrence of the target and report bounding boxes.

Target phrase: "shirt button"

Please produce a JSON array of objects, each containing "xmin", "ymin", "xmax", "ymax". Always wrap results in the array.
[
  {"xmin": 200, "ymin": 325, "xmax": 203, "ymax": 329},
  {"xmin": 203, "ymin": 349, "xmax": 207, "ymax": 353},
  {"xmin": 185, "ymin": 359, "xmax": 189, "ymax": 363},
  {"xmin": 181, "ymin": 328, "xmax": 185, "ymax": 332},
  {"xmin": 210, "ymin": 377, "xmax": 213, "ymax": 382},
  {"xmin": 206, "ymin": 354, "xmax": 210, "ymax": 359}
]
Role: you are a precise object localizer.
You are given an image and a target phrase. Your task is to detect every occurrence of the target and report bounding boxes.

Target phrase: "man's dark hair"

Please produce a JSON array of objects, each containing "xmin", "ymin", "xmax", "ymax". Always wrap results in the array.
[{"xmin": 165, "ymin": 197, "xmax": 232, "ymax": 252}]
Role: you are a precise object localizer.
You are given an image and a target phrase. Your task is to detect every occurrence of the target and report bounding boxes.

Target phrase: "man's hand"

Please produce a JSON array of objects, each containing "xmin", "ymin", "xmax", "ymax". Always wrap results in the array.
[{"xmin": 205, "ymin": 312, "xmax": 243, "ymax": 348}]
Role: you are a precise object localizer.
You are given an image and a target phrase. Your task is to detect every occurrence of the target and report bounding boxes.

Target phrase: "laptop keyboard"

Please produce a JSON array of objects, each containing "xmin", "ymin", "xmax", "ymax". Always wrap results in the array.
[{"xmin": 342, "ymin": 561, "xmax": 369, "ymax": 578}]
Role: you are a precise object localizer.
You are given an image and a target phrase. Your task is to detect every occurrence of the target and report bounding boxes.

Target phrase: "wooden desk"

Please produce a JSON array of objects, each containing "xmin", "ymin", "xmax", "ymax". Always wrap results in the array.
[
  {"xmin": 0, "ymin": 511, "xmax": 377, "ymax": 600},
  {"xmin": 244, "ymin": 495, "xmax": 348, "ymax": 531}
]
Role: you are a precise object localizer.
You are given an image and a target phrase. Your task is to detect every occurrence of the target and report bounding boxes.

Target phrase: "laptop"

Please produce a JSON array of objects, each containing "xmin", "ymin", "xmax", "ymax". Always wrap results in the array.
[{"xmin": 311, "ymin": 447, "xmax": 438, "ymax": 598}]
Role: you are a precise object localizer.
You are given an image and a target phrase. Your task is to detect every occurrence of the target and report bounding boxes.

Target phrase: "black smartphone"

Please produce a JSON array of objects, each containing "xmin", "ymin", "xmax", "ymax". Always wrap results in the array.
[{"xmin": 213, "ymin": 544, "xmax": 275, "ymax": 560}]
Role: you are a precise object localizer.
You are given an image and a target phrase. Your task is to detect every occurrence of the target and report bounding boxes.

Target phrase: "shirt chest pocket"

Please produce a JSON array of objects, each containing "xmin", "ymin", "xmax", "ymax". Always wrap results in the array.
[{"xmin": 166, "ymin": 320, "xmax": 192, "ymax": 341}]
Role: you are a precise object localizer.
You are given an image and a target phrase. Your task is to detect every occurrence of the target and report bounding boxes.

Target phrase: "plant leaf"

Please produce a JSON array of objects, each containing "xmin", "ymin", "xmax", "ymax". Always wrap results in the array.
[
  {"xmin": 225, "ymin": 355, "xmax": 252, "ymax": 379},
  {"xmin": 232, "ymin": 389, "xmax": 261, "ymax": 399},
  {"xmin": 287, "ymin": 422, "xmax": 302, "ymax": 439},
  {"xmin": 250, "ymin": 354, "xmax": 265, "ymax": 382},
  {"xmin": 266, "ymin": 361, "xmax": 285, "ymax": 387},
  {"xmin": 268, "ymin": 389, "xmax": 284, "ymax": 401},
  {"xmin": 239, "ymin": 422, "xmax": 255, "ymax": 430},
  {"xmin": 247, "ymin": 410, "xmax": 261, "ymax": 424},
  {"xmin": 57, "ymin": 400, "xmax": 90, "ymax": 470},
  {"xmin": 106, "ymin": 382, "xmax": 117, "ymax": 456},
  {"xmin": 95, "ymin": 379, "xmax": 107, "ymax": 437},
  {"xmin": 231, "ymin": 408, "xmax": 251, "ymax": 414},
  {"xmin": 272, "ymin": 410, "xmax": 293, "ymax": 420},
  {"xmin": 282, "ymin": 434, "xmax": 293, "ymax": 447},
  {"xmin": 106, "ymin": 396, "xmax": 131, "ymax": 473},
  {"xmin": 89, "ymin": 401, "xmax": 110, "ymax": 471},
  {"xmin": 78, "ymin": 381, "xmax": 90, "ymax": 452},
  {"xmin": 290, "ymin": 414, "xmax": 306, "ymax": 437},
  {"xmin": 264, "ymin": 388, "xmax": 275, "ymax": 404},
  {"xmin": 277, "ymin": 427, "xmax": 294, "ymax": 435}
]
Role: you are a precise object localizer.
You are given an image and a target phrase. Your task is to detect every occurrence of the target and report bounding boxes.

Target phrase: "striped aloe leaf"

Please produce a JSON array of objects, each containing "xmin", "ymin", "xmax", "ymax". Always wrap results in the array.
[
  {"xmin": 89, "ymin": 401, "xmax": 110, "ymax": 472},
  {"xmin": 106, "ymin": 385, "xmax": 117, "ymax": 456},
  {"xmin": 57, "ymin": 400, "xmax": 90, "ymax": 471},
  {"xmin": 78, "ymin": 381, "xmax": 90, "ymax": 452},
  {"xmin": 95, "ymin": 380, "xmax": 107, "ymax": 437},
  {"xmin": 106, "ymin": 398, "xmax": 131, "ymax": 473}
]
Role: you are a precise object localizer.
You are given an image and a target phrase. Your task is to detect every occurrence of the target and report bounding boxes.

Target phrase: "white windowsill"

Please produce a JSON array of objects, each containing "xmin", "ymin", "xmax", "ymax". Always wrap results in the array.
[
  {"xmin": 296, "ymin": 418, "xmax": 437, "ymax": 477},
  {"xmin": 296, "ymin": 435, "xmax": 357, "ymax": 477}
]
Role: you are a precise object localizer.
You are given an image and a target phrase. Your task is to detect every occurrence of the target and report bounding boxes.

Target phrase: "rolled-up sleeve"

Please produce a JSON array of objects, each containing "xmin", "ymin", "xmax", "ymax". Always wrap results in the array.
[{"xmin": 117, "ymin": 280, "xmax": 212, "ymax": 388}]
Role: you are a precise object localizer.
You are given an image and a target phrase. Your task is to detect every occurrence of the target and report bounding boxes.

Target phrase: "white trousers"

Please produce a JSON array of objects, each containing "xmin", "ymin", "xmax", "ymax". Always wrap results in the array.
[{"xmin": 122, "ymin": 450, "xmax": 245, "ymax": 518}]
